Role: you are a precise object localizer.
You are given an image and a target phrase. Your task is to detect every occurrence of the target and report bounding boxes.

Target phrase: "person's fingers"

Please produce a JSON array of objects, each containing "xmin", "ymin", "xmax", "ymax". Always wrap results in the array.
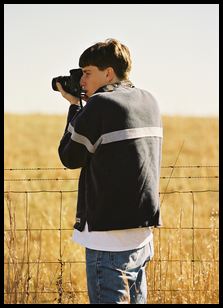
[
  {"xmin": 56, "ymin": 82, "xmax": 63, "ymax": 92},
  {"xmin": 55, "ymin": 81, "xmax": 79, "ymax": 104},
  {"xmin": 56, "ymin": 82, "xmax": 60, "ymax": 91}
]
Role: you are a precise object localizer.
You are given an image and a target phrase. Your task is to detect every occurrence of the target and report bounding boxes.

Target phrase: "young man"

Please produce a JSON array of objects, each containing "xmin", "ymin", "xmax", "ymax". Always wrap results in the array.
[{"xmin": 56, "ymin": 38, "xmax": 163, "ymax": 304}]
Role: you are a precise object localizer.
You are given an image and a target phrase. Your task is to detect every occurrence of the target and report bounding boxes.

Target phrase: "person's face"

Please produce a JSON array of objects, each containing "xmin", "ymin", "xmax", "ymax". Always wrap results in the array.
[{"xmin": 80, "ymin": 65, "xmax": 115, "ymax": 98}]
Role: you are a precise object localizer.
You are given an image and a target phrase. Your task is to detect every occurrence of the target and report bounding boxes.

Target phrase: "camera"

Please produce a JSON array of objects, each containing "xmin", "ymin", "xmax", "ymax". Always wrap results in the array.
[{"xmin": 52, "ymin": 68, "xmax": 83, "ymax": 98}]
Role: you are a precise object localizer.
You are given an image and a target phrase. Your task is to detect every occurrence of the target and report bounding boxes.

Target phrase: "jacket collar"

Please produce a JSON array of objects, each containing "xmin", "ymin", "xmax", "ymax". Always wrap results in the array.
[{"xmin": 94, "ymin": 80, "xmax": 134, "ymax": 94}]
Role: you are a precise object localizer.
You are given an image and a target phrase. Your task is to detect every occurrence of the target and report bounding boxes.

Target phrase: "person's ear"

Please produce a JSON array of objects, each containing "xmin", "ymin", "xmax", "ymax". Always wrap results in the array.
[{"xmin": 106, "ymin": 67, "xmax": 115, "ymax": 82}]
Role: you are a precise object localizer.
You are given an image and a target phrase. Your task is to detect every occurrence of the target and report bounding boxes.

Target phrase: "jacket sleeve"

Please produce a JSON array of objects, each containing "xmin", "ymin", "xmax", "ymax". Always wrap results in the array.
[{"xmin": 58, "ymin": 99, "xmax": 101, "ymax": 169}]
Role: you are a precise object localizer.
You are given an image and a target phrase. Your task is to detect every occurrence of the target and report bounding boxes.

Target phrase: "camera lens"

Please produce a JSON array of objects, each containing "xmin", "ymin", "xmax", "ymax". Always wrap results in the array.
[
  {"xmin": 52, "ymin": 77, "xmax": 60, "ymax": 91},
  {"xmin": 52, "ymin": 76, "xmax": 70, "ymax": 92}
]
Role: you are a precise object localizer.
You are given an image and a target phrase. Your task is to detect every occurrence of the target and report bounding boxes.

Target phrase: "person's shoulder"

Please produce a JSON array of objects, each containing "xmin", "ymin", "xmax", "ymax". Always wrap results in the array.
[
  {"xmin": 135, "ymin": 86, "xmax": 153, "ymax": 96},
  {"xmin": 81, "ymin": 93, "xmax": 108, "ymax": 114},
  {"xmin": 133, "ymin": 86, "xmax": 157, "ymax": 100},
  {"xmin": 87, "ymin": 90, "xmax": 113, "ymax": 105},
  {"xmin": 135, "ymin": 87, "xmax": 161, "ymax": 110}
]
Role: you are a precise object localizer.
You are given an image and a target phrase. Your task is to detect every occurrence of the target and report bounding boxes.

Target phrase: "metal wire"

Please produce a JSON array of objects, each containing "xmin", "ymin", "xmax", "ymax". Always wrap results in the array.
[
  {"xmin": 4, "ymin": 165, "xmax": 219, "ymax": 304},
  {"xmin": 3, "ymin": 165, "xmax": 219, "ymax": 171},
  {"xmin": 4, "ymin": 175, "xmax": 219, "ymax": 182}
]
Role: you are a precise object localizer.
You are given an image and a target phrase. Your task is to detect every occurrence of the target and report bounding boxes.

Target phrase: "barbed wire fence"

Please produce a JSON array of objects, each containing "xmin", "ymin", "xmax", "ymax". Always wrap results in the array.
[{"xmin": 4, "ymin": 165, "xmax": 219, "ymax": 304}]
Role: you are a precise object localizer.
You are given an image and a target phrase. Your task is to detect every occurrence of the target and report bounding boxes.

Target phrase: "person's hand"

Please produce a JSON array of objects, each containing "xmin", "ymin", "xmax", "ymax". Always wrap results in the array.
[{"xmin": 56, "ymin": 82, "xmax": 80, "ymax": 106}]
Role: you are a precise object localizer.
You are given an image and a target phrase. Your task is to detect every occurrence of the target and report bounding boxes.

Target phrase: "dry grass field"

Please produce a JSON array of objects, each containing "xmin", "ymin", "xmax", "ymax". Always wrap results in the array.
[{"xmin": 4, "ymin": 113, "xmax": 219, "ymax": 304}]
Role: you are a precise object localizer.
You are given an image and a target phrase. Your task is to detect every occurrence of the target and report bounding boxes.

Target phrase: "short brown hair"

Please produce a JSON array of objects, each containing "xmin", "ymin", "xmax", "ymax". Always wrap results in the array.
[{"xmin": 79, "ymin": 38, "xmax": 132, "ymax": 80}]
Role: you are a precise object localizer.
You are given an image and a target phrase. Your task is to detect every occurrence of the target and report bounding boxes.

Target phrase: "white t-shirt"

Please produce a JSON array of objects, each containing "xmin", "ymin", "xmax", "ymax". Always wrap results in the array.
[{"xmin": 72, "ymin": 222, "xmax": 153, "ymax": 252}]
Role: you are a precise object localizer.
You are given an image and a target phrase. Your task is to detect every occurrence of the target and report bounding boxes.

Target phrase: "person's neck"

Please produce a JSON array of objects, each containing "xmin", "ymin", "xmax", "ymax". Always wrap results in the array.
[{"xmin": 107, "ymin": 77, "xmax": 121, "ymax": 85}]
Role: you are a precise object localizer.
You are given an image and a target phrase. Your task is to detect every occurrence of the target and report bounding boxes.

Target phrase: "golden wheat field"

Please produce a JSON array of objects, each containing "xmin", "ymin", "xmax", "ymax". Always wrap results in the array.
[{"xmin": 4, "ymin": 113, "xmax": 219, "ymax": 304}]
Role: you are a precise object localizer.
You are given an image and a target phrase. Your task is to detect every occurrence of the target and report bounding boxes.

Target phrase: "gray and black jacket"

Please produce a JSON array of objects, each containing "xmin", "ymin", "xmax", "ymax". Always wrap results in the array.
[{"xmin": 58, "ymin": 82, "xmax": 163, "ymax": 231}]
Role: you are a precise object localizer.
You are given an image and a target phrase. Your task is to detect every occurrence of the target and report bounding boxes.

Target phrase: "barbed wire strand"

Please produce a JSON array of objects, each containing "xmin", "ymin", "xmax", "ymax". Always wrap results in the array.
[{"xmin": 4, "ymin": 165, "xmax": 219, "ymax": 171}]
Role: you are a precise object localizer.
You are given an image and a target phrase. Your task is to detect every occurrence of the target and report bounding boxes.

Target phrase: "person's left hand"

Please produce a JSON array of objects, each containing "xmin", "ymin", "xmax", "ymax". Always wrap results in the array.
[{"xmin": 56, "ymin": 82, "xmax": 80, "ymax": 106}]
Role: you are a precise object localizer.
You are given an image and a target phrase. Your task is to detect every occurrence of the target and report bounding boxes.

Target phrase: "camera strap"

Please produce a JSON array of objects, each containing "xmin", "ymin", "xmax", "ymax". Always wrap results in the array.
[{"xmin": 80, "ymin": 96, "xmax": 83, "ymax": 109}]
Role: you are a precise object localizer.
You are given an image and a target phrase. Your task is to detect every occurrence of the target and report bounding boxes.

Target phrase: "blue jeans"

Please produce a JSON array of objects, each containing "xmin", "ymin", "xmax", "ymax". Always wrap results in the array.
[{"xmin": 85, "ymin": 240, "xmax": 154, "ymax": 304}]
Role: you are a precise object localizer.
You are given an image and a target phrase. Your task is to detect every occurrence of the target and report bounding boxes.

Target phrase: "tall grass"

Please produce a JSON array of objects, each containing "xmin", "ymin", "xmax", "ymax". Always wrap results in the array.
[{"xmin": 4, "ymin": 113, "xmax": 219, "ymax": 303}]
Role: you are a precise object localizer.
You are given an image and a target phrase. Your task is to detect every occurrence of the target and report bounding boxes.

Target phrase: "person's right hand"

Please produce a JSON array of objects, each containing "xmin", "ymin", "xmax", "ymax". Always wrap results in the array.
[{"xmin": 56, "ymin": 82, "xmax": 80, "ymax": 106}]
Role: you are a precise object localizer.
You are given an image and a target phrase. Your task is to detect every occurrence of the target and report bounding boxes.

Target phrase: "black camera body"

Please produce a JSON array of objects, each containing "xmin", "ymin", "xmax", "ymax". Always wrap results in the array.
[{"xmin": 52, "ymin": 68, "xmax": 83, "ymax": 98}]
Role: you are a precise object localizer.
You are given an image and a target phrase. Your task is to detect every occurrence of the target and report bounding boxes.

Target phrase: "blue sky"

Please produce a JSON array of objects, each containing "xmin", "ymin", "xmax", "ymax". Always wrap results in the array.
[{"xmin": 4, "ymin": 4, "xmax": 219, "ymax": 116}]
